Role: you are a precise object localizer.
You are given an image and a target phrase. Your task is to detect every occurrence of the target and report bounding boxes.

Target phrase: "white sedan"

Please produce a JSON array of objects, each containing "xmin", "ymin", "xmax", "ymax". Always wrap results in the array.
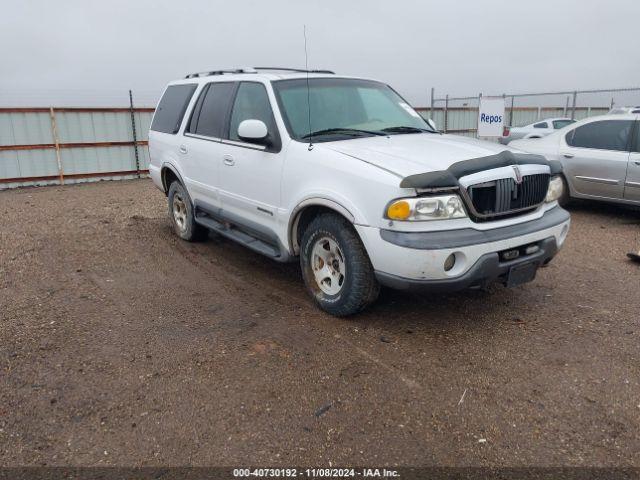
[
  {"xmin": 499, "ymin": 117, "xmax": 575, "ymax": 144},
  {"xmin": 510, "ymin": 113, "xmax": 640, "ymax": 207}
]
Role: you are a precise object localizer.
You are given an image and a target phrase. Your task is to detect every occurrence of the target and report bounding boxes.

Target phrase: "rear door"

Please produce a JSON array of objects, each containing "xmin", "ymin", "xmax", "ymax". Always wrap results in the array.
[
  {"xmin": 560, "ymin": 119, "xmax": 633, "ymax": 200},
  {"xmin": 624, "ymin": 119, "xmax": 640, "ymax": 202},
  {"xmin": 218, "ymin": 81, "xmax": 283, "ymax": 236},
  {"xmin": 181, "ymin": 82, "xmax": 237, "ymax": 208}
]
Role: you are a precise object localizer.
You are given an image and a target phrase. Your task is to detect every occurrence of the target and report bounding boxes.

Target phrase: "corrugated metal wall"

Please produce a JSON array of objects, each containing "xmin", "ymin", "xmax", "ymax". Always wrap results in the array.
[
  {"xmin": 0, "ymin": 104, "xmax": 611, "ymax": 190},
  {"xmin": 0, "ymin": 108, "xmax": 153, "ymax": 189}
]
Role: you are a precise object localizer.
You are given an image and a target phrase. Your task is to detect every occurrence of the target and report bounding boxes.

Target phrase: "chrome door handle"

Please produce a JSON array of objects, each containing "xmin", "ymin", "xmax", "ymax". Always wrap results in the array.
[
  {"xmin": 223, "ymin": 155, "xmax": 235, "ymax": 166},
  {"xmin": 563, "ymin": 154, "xmax": 574, "ymax": 159},
  {"xmin": 179, "ymin": 145, "xmax": 188, "ymax": 154}
]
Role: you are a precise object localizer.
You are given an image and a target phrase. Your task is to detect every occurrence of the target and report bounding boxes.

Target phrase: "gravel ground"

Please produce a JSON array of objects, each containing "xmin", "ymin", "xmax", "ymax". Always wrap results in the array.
[{"xmin": 0, "ymin": 179, "xmax": 639, "ymax": 467}]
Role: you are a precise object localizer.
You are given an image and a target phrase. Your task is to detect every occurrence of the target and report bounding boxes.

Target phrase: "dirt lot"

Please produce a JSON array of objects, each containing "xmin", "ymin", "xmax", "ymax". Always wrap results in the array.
[{"xmin": 1, "ymin": 179, "xmax": 639, "ymax": 467}]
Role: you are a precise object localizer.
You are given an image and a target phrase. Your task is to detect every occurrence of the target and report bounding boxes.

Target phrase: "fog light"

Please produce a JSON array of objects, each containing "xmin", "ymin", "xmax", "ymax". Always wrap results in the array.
[
  {"xmin": 502, "ymin": 249, "xmax": 520, "ymax": 261},
  {"xmin": 444, "ymin": 253, "xmax": 456, "ymax": 272},
  {"xmin": 525, "ymin": 245, "xmax": 540, "ymax": 255}
]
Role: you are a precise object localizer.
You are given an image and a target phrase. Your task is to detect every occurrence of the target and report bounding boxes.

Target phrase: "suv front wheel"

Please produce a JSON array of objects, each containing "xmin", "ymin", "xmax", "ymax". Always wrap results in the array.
[{"xmin": 300, "ymin": 213, "xmax": 380, "ymax": 316}]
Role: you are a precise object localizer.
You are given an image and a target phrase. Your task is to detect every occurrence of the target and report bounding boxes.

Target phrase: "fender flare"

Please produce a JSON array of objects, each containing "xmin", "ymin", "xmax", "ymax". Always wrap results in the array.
[{"xmin": 288, "ymin": 197, "xmax": 357, "ymax": 255}]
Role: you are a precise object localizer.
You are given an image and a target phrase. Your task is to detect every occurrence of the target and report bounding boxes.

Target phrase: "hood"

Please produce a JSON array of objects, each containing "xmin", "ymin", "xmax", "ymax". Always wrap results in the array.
[{"xmin": 321, "ymin": 133, "xmax": 511, "ymax": 177}]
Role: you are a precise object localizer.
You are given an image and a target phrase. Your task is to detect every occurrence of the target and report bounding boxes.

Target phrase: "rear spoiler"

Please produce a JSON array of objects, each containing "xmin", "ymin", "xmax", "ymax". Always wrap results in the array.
[{"xmin": 399, "ymin": 150, "xmax": 563, "ymax": 189}]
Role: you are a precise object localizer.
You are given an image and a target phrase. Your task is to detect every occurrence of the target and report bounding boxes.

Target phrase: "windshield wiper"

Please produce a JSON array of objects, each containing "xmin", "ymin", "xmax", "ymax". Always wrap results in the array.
[
  {"xmin": 300, "ymin": 128, "xmax": 386, "ymax": 139},
  {"xmin": 382, "ymin": 126, "xmax": 437, "ymax": 134}
]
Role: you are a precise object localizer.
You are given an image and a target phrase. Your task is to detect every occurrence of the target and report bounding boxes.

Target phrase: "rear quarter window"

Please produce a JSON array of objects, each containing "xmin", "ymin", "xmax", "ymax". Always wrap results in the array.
[{"xmin": 150, "ymin": 84, "xmax": 197, "ymax": 134}]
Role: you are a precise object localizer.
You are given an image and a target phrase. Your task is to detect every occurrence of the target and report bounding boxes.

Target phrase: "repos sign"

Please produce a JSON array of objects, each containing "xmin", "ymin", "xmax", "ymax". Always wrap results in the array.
[{"xmin": 477, "ymin": 97, "xmax": 505, "ymax": 137}]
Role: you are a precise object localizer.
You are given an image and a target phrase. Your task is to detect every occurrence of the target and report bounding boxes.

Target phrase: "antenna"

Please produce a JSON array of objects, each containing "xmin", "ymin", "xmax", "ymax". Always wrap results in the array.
[{"xmin": 304, "ymin": 25, "xmax": 313, "ymax": 151}]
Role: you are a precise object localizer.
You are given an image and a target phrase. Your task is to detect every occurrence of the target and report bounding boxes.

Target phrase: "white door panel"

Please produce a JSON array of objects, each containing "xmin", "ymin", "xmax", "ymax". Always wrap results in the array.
[
  {"xmin": 180, "ymin": 135, "xmax": 221, "ymax": 207},
  {"xmin": 218, "ymin": 144, "xmax": 282, "ymax": 231}
]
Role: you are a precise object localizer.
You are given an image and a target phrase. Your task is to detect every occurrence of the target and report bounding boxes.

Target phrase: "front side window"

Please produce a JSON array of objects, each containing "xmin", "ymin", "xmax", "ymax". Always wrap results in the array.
[
  {"xmin": 151, "ymin": 84, "xmax": 197, "ymax": 134},
  {"xmin": 565, "ymin": 120, "xmax": 633, "ymax": 151},
  {"xmin": 188, "ymin": 82, "xmax": 236, "ymax": 138},
  {"xmin": 533, "ymin": 122, "xmax": 548, "ymax": 129},
  {"xmin": 272, "ymin": 78, "xmax": 434, "ymax": 142},
  {"xmin": 229, "ymin": 82, "xmax": 277, "ymax": 141},
  {"xmin": 553, "ymin": 119, "xmax": 574, "ymax": 129}
]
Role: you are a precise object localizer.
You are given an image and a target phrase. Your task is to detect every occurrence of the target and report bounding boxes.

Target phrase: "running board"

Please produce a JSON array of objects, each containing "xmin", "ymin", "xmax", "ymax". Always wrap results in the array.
[{"xmin": 194, "ymin": 213, "xmax": 282, "ymax": 259}]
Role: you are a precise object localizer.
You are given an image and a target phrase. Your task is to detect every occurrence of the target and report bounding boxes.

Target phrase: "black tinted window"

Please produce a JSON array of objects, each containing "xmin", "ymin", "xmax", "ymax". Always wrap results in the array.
[
  {"xmin": 634, "ymin": 123, "xmax": 640, "ymax": 153},
  {"xmin": 150, "ymin": 84, "xmax": 197, "ymax": 134},
  {"xmin": 190, "ymin": 82, "xmax": 235, "ymax": 138},
  {"xmin": 566, "ymin": 120, "xmax": 633, "ymax": 151},
  {"xmin": 229, "ymin": 83, "xmax": 276, "ymax": 141},
  {"xmin": 533, "ymin": 122, "xmax": 548, "ymax": 129}
]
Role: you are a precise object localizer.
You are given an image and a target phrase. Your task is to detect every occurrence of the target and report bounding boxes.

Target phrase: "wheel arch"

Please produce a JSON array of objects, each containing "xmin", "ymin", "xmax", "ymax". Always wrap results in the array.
[
  {"xmin": 160, "ymin": 163, "xmax": 185, "ymax": 195},
  {"xmin": 288, "ymin": 198, "xmax": 356, "ymax": 256}
]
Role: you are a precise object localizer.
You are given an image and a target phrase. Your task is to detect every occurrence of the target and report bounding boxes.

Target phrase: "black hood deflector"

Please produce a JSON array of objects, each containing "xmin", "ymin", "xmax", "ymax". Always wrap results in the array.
[{"xmin": 399, "ymin": 150, "xmax": 563, "ymax": 189}]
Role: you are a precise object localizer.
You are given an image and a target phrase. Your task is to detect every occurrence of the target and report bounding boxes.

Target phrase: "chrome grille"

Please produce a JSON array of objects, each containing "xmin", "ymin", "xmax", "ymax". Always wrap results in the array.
[{"xmin": 466, "ymin": 173, "xmax": 550, "ymax": 219}]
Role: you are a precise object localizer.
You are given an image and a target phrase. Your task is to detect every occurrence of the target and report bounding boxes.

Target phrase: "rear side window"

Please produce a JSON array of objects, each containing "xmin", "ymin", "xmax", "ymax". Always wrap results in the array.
[
  {"xmin": 552, "ymin": 119, "xmax": 574, "ymax": 129},
  {"xmin": 565, "ymin": 120, "xmax": 633, "ymax": 151},
  {"xmin": 150, "ymin": 84, "xmax": 197, "ymax": 134},
  {"xmin": 188, "ymin": 82, "xmax": 236, "ymax": 138},
  {"xmin": 533, "ymin": 122, "xmax": 548, "ymax": 128}
]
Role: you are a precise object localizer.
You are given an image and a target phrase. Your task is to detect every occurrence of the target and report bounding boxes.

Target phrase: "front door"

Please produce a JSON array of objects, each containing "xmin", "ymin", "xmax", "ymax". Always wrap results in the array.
[
  {"xmin": 560, "ymin": 119, "xmax": 633, "ymax": 200},
  {"xmin": 218, "ymin": 81, "xmax": 284, "ymax": 236}
]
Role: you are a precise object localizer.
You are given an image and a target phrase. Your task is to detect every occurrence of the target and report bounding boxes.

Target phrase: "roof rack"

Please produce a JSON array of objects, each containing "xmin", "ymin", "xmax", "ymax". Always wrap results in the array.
[
  {"xmin": 185, "ymin": 68, "xmax": 258, "ymax": 79},
  {"xmin": 184, "ymin": 67, "xmax": 334, "ymax": 79},
  {"xmin": 253, "ymin": 67, "xmax": 335, "ymax": 74}
]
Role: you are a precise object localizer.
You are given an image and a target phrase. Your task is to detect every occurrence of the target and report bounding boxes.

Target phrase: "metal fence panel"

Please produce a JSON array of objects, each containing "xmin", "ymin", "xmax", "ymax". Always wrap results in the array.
[
  {"xmin": 0, "ymin": 105, "xmax": 152, "ymax": 190},
  {"xmin": 55, "ymin": 111, "xmax": 132, "ymax": 144},
  {"xmin": 0, "ymin": 112, "xmax": 53, "ymax": 146}
]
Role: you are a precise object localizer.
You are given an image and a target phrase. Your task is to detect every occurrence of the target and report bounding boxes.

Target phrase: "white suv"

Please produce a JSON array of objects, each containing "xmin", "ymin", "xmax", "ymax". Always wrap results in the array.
[{"xmin": 148, "ymin": 67, "xmax": 570, "ymax": 316}]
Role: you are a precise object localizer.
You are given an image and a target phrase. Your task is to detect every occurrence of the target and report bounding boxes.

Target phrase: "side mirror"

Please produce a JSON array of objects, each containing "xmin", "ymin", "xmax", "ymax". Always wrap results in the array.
[
  {"xmin": 426, "ymin": 118, "xmax": 438, "ymax": 131},
  {"xmin": 237, "ymin": 119, "xmax": 269, "ymax": 144}
]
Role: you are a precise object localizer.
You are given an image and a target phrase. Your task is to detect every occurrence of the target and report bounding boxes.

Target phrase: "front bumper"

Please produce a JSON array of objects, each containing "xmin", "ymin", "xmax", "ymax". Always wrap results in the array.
[
  {"xmin": 355, "ymin": 206, "xmax": 570, "ymax": 292},
  {"xmin": 375, "ymin": 237, "xmax": 557, "ymax": 292}
]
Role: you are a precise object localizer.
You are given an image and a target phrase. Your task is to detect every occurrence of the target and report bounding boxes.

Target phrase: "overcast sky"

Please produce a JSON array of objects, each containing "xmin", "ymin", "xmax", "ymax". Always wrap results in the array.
[{"xmin": 1, "ymin": 0, "xmax": 639, "ymax": 107}]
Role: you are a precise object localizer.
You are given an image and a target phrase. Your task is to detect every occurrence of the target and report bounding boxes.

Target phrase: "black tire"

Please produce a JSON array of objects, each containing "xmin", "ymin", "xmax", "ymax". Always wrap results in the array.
[
  {"xmin": 300, "ymin": 213, "xmax": 380, "ymax": 316},
  {"xmin": 167, "ymin": 181, "xmax": 207, "ymax": 241},
  {"xmin": 557, "ymin": 174, "xmax": 571, "ymax": 208}
]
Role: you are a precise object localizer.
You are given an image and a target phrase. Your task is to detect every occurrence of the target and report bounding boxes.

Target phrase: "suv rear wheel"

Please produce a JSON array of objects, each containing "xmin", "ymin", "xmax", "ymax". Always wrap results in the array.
[
  {"xmin": 168, "ymin": 181, "xmax": 207, "ymax": 241},
  {"xmin": 300, "ymin": 213, "xmax": 379, "ymax": 316}
]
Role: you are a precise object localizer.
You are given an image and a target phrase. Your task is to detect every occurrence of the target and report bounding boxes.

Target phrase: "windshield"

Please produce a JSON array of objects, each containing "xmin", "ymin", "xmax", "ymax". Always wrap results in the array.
[{"xmin": 272, "ymin": 78, "xmax": 435, "ymax": 142}]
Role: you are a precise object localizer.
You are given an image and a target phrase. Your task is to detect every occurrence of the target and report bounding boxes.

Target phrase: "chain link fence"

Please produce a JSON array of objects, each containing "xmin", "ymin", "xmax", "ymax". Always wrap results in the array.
[{"xmin": 420, "ymin": 87, "xmax": 640, "ymax": 138}]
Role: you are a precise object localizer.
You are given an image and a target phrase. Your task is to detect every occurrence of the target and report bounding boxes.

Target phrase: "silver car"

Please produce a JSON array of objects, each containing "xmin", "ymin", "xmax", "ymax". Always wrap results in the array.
[
  {"xmin": 510, "ymin": 114, "xmax": 640, "ymax": 206},
  {"xmin": 499, "ymin": 117, "xmax": 575, "ymax": 145}
]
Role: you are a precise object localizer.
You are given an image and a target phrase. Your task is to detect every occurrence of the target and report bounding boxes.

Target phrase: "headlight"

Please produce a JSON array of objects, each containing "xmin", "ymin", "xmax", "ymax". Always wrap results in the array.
[
  {"xmin": 386, "ymin": 194, "xmax": 467, "ymax": 221},
  {"xmin": 545, "ymin": 176, "xmax": 564, "ymax": 203}
]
